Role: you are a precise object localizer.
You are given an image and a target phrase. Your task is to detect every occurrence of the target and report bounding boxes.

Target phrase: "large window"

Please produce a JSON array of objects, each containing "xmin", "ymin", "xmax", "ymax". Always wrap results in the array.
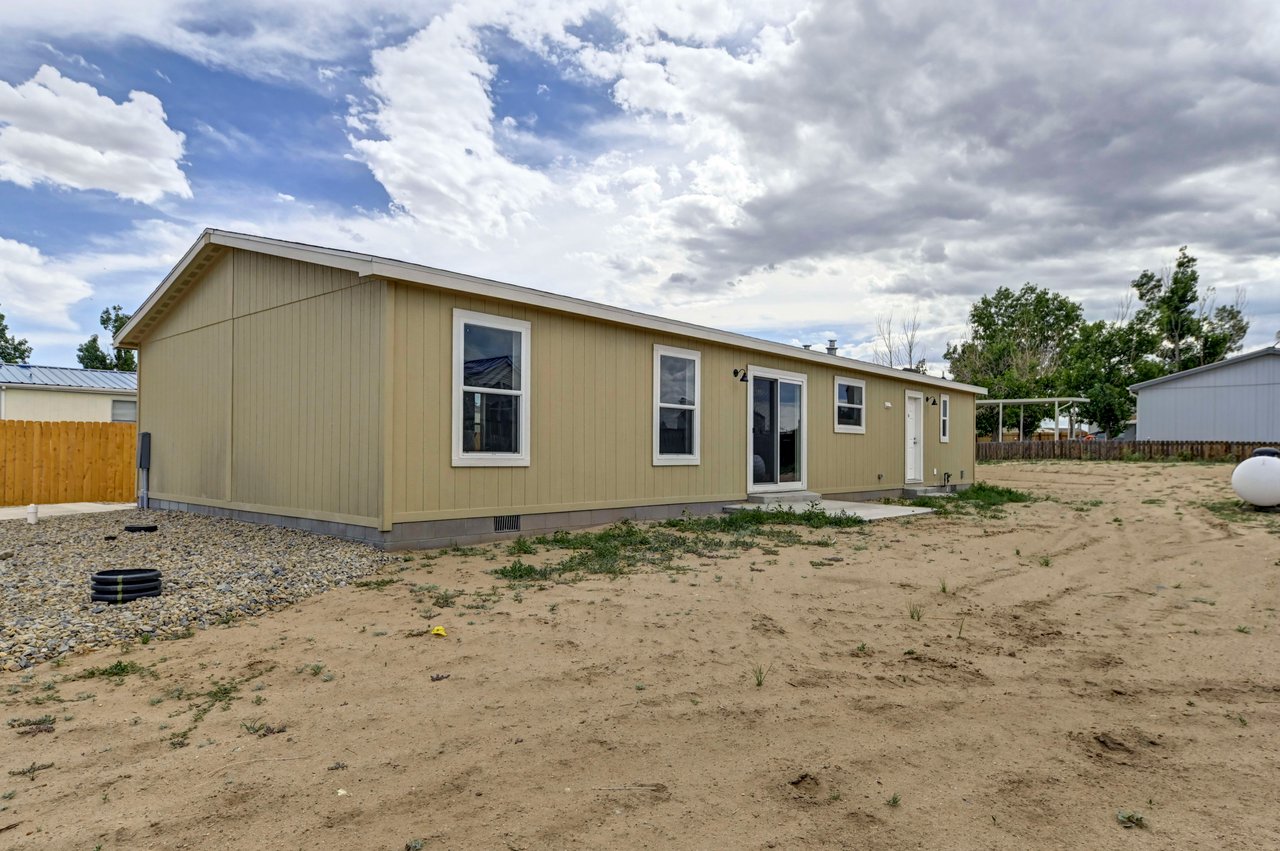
[
  {"xmin": 653, "ymin": 345, "xmax": 700, "ymax": 465},
  {"xmin": 452, "ymin": 310, "xmax": 531, "ymax": 466},
  {"xmin": 940, "ymin": 393, "xmax": 950, "ymax": 443},
  {"xmin": 834, "ymin": 377, "xmax": 865, "ymax": 434}
]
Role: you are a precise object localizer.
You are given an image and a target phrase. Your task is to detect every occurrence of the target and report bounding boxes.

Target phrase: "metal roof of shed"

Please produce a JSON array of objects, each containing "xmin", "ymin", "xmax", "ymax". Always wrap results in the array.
[
  {"xmin": 1128, "ymin": 346, "xmax": 1280, "ymax": 392},
  {"xmin": 0, "ymin": 364, "xmax": 138, "ymax": 392}
]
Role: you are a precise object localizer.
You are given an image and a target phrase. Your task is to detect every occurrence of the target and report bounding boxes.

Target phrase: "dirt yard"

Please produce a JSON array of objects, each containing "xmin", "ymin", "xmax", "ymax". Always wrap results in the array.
[{"xmin": 2, "ymin": 461, "xmax": 1277, "ymax": 850}]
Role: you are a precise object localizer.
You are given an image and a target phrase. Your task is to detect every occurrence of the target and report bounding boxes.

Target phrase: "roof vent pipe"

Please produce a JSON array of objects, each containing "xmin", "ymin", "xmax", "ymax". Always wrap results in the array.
[
  {"xmin": 802, "ymin": 344, "xmax": 812, "ymax": 350},
  {"xmin": 826, "ymin": 339, "xmax": 838, "ymax": 356}
]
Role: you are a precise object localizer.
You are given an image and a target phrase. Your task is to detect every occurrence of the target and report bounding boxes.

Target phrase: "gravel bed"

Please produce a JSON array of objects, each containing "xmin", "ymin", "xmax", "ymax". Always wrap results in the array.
[{"xmin": 0, "ymin": 510, "xmax": 395, "ymax": 672}]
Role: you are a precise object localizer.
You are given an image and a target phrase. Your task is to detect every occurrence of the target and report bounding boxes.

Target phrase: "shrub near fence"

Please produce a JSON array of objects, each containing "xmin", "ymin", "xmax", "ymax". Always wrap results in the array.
[
  {"xmin": 976, "ymin": 440, "xmax": 1272, "ymax": 463},
  {"xmin": 0, "ymin": 420, "xmax": 137, "ymax": 506}
]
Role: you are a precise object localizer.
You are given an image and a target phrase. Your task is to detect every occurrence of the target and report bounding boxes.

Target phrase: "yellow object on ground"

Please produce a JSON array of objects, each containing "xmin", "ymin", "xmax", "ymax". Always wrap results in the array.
[{"xmin": 431, "ymin": 626, "xmax": 447, "ymax": 637}]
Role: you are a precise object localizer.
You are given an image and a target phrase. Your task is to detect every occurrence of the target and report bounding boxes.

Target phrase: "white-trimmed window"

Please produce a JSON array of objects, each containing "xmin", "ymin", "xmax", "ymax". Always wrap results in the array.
[
  {"xmin": 653, "ymin": 345, "xmax": 700, "ymax": 465},
  {"xmin": 834, "ymin": 377, "xmax": 866, "ymax": 434},
  {"xmin": 452, "ymin": 309, "xmax": 531, "ymax": 467},
  {"xmin": 940, "ymin": 393, "xmax": 950, "ymax": 443}
]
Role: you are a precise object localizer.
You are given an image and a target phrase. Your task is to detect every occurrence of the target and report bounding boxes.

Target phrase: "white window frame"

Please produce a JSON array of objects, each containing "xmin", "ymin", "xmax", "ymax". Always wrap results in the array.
[
  {"xmin": 653, "ymin": 344, "xmax": 701, "ymax": 466},
  {"xmin": 452, "ymin": 309, "xmax": 531, "ymax": 467},
  {"xmin": 833, "ymin": 377, "xmax": 866, "ymax": 434},
  {"xmin": 940, "ymin": 393, "xmax": 950, "ymax": 443}
]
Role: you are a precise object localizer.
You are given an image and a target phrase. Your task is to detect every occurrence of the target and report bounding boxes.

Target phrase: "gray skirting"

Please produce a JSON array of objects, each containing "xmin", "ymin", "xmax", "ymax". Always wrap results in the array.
[
  {"xmin": 145, "ymin": 498, "xmax": 727, "ymax": 550},
  {"xmin": 147, "ymin": 485, "xmax": 957, "ymax": 551}
]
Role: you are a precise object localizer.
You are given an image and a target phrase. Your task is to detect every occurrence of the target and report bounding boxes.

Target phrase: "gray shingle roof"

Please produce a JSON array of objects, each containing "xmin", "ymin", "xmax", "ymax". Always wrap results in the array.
[{"xmin": 0, "ymin": 364, "xmax": 137, "ymax": 391}]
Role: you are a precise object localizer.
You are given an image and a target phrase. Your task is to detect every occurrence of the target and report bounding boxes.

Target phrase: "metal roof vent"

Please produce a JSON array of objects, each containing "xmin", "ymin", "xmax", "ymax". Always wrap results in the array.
[{"xmin": 826, "ymin": 339, "xmax": 838, "ymax": 356}]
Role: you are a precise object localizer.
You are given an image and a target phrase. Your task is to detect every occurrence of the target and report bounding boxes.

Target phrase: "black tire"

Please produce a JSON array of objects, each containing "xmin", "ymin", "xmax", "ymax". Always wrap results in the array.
[
  {"xmin": 91, "ymin": 585, "xmax": 162, "ymax": 604},
  {"xmin": 124, "ymin": 524, "xmax": 158, "ymax": 533},
  {"xmin": 92, "ymin": 569, "xmax": 161, "ymax": 586}
]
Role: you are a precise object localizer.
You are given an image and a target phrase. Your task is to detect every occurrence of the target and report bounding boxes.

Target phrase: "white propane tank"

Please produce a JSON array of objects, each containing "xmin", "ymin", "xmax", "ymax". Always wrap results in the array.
[{"xmin": 1231, "ymin": 449, "xmax": 1280, "ymax": 507}]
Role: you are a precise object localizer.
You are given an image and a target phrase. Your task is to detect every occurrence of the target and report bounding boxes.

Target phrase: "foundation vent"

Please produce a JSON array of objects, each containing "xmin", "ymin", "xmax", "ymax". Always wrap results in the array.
[{"xmin": 494, "ymin": 514, "xmax": 521, "ymax": 533}]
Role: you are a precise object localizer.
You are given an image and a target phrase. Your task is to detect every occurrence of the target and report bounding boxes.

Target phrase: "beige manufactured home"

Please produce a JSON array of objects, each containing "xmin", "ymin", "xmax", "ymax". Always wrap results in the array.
[{"xmin": 116, "ymin": 230, "xmax": 983, "ymax": 548}]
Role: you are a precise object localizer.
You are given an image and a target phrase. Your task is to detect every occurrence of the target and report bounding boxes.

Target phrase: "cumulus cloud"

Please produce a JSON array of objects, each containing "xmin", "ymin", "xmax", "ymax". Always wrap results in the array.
[
  {"xmin": 0, "ymin": 66, "xmax": 191, "ymax": 203},
  {"xmin": 0, "ymin": 236, "xmax": 92, "ymax": 329}
]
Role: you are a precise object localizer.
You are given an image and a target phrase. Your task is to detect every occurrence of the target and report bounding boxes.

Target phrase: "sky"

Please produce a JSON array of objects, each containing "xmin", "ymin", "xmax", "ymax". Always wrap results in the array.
[{"xmin": 0, "ymin": 0, "xmax": 1277, "ymax": 372}]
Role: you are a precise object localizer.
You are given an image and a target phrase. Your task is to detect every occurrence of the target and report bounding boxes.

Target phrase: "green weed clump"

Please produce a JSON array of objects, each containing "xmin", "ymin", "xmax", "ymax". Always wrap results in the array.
[
  {"xmin": 906, "ymin": 482, "xmax": 1037, "ymax": 514},
  {"xmin": 77, "ymin": 661, "xmax": 150, "ymax": 680},
  {"xmin": 489, "ymin": 508, "xmax": 863, "ymax": 585},
  {"xmin": 665, "ymin": 505, "xmax": 867, "ymax": 533}
]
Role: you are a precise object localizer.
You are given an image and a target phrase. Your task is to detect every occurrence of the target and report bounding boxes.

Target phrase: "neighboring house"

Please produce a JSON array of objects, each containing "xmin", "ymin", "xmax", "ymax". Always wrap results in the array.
[
  {"xmin": 1130, "ymin": 345, "xmax": 1280, "ymax": 441},
  {"xmin": 114, "ymin": 229, "xmax": 985, "ymax": 548},
  {"xmin": 0, "ymin": 364, "xmax": 137, "ymax": 423}
]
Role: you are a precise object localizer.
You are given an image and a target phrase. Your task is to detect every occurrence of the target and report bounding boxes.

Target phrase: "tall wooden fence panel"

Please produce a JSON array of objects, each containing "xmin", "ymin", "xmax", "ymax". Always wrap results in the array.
[
  {"xmin": 976, "ymin": 440, "xmax": 1272, "ymax": 463},
  {"xmin": 0, "ymin": 420, "xmax": 136, "ymax": 506}
]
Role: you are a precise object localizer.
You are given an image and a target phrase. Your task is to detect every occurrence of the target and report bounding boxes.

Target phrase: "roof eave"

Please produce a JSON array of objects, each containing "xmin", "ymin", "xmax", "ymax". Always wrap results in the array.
[
  {"xmin": 114, "ymin": 229, "xmax": 215, "ymax": 349},
  {"xmin": 0, "ymin": 384, "xmax": 137, "ymax": 395},
  {"xmin": 120, "ymin": 228, "xmax": 988, "ymax": 395}
]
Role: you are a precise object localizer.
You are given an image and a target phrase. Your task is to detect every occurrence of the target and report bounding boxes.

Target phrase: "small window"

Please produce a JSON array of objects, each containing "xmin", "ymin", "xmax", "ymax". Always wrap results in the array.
[
  {"xmin": 940, "ymin": 394, "xmax": 950, "ymax": 443},
  {"xmin": 452, "ymin": 310, "xmax": 531, "ymax": 466},
  {"xmin": 653, "ymin": 345, "xmax": 700, "ymax": 465},
  {"xmin": 111, "ymin": 400, "xmax": 137, "ymax": 423},
  {"xmin": 834, "ymin": 377, "xmax": 865, "ymax": 434}
]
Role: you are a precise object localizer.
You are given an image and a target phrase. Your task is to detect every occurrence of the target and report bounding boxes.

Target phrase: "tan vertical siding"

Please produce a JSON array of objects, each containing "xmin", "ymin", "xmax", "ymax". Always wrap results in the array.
[
  {"xmin": 390, "ymin": 282, "xmax": 979, "ymax": 522},
  {"xmin": 139, "ymin": 249, "xmax": 383, "ymax": 525},
  {"xmin": 142, "ymin": 322, "xmax": 231, "ymax": 500}
]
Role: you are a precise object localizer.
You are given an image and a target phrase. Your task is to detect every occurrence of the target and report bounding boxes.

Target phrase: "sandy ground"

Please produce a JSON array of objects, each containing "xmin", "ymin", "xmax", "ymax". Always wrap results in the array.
[{"xmin": 2, "ymin": 461, "xmax": 1277, "ymax": 850}]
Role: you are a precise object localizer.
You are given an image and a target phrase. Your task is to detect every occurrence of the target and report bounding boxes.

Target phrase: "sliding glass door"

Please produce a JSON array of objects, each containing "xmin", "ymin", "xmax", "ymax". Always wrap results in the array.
[{"xmin": 749, "ymin": 368, "xmax": 806, "ymax": 491}]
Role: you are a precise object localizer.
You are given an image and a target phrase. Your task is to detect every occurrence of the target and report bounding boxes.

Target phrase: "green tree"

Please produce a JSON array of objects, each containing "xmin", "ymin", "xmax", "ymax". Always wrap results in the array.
[
  {"xmin": 0, "ymin": 304, "xmax": 32, "ymax": 363},
  {"xmin": 1058, "ymin": 318, "xmax": 1161, "ymax": 437},
  {"xmin": 76, "ymin": 305, "xmax": 136, "ymax": 372},
  {"xmin": 1130, "ymin": 247, "xmax": 1248, "ymax": 371},
  {"xmin": 944, "ymin": 284, "xmax": 1083, "ymax": 435}
]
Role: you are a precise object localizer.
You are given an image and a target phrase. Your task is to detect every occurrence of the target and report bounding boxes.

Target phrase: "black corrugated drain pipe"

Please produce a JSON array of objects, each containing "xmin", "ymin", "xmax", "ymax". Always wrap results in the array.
[{"xmin": 91, "ymin": 569, "xmax": 162, "ymax": 604}]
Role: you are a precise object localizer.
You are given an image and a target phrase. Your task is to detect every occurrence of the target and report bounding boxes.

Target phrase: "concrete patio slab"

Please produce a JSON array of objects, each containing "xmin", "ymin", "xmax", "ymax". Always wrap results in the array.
[
  {"xmin": 724, "ymin": 499, "xmax": 933, "ymax": 521},
  {"xmin": 0, "ymin": 502, "xmax": 134, "ymax": 521}
]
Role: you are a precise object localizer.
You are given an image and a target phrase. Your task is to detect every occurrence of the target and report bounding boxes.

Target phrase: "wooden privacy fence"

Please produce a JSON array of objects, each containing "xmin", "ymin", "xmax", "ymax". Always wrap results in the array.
[
  {"xmin": 0, "ymin": 420, "xmax": 136, "ymax": 506},
  {"xmin": 977, "ymin": 439, "xmax": 1273, "ymax": 463}
]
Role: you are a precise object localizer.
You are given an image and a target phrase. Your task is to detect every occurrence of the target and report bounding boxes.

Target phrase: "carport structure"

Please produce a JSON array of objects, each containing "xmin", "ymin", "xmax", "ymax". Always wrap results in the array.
[{"xmin": 976, "ymin": 397, "xmax": 1089, "ymax": 441}]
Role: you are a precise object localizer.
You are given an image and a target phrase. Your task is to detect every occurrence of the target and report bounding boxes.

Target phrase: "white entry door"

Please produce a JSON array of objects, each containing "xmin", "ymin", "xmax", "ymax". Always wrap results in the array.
[{"xmin": 905, "ymin": 391, "xmax": 924, "ymax": 483}]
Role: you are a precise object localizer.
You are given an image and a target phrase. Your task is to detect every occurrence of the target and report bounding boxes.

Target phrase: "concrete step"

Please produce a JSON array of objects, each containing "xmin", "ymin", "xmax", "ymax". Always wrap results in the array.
[
  {"xmin": 902, "ymin": 486, "xmax": 954, "ymax": 498},
  {"xmin": 746, "ymin": 490, "xmax": 823, "ymax": 505}
]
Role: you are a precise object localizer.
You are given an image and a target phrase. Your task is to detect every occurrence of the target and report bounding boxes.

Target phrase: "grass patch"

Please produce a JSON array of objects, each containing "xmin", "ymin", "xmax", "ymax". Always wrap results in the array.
[
  {"xmin": 666, "ymin": 504, "xmax": 867, "ymax": 532},
  {"xmin": 353, "ymin": 577, "xmax": 400, "ymax": 591},
  {"xmin": 165, "ymin": 665, "xmax": 276, "ymax": 749},
  {"xmin": 490, "ymin": 509, "xmax": 863, "ymax": 585},
  {"xmin": 1198, "ymin": 498, "xmax": 1279, "ymax": 527},
  {"xmin": 77, "ymin": 660, "xmax": 152, "ymax": 681},
  {"xmin": 902, "ymin": 482, "xmax": 1037, "ymax": 514}
]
